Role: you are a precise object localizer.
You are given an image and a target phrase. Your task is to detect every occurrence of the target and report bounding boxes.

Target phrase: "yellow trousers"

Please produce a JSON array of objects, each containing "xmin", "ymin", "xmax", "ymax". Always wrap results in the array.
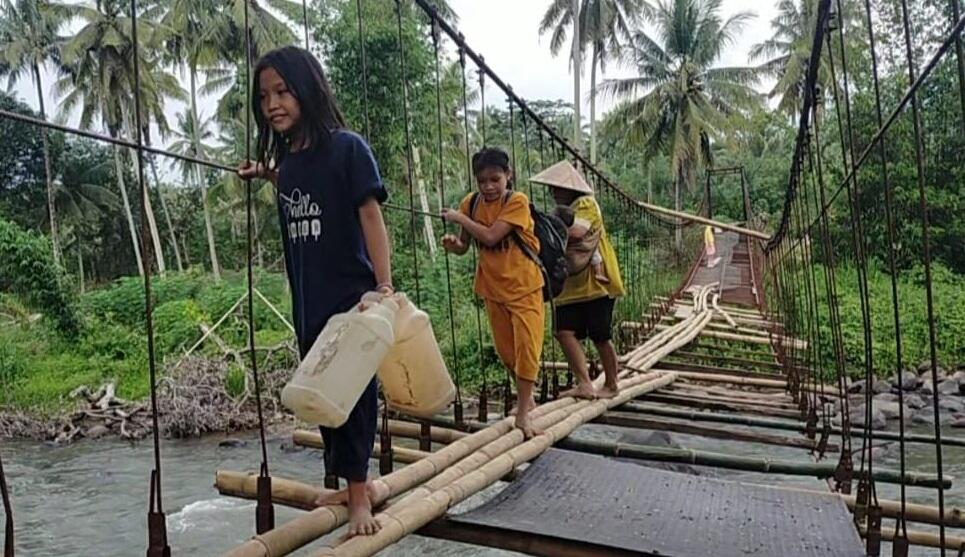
[{"xmin": 484, "ymin": 289, "xmax": 545, "ymax": 383}]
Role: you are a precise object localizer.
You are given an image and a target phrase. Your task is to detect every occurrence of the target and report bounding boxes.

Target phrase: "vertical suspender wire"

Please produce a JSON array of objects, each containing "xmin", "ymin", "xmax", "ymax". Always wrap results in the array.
[
  {"xmin": 476, "ymin": 62, "xmax": 492, "ymax": 421},
  {"xmin": 808, "ymin": 122, "xmax": 853, "ymax": 492},
  {"xmin": 805, "ymin": 137, "xmax": 850, "ymax": 468},
  {"xmin": 395, "ymin": 0, "xmax": 422, "ymax": 308},
  {"xmin": 503, "ymin": 98, "xmax": 519, "ymax": 416},
  {"xmin": 130, "ymin": 2, "xmax": 169, "ymax": 555},
  {"xmin": 899, "ymin": 0, "xmax": 948, "ymax": 550},
  {"xmin": 356, "ymin": 0, "xmax": 371, "ymax": 139},
  {"xmin": 430, "ymin": 15, "xmax": 464, "ymax": 426},
  {"xmin": 301, "ymin": 0, "xmax": 310, "ymax": 50},
  {"xmin": 792, "ymin": 187, "xmax": 820, "ymax": 426},
  {"xmin": 0, "ymin": 450, "xmax": 12, "ymax": 557},
  {"xmin": 535, "ymin": 130, "xmax": 554, "ymax": 402},
  {"xmin": 242, "ymin": 0, "xmax": 275, "ymax": 534},
  {"xmin": 824, "ymin": 14, "xmax": 880, "ymax": 543},
  {"xmin": 948, "ymin": 0, "xmax": 965, "ymax": 131},
  {"xmin": 861, "ymin": 0, "xmax": 910, "ymax": 543},
  {"xmin": 459, "ymin": 48, "xmax": 488, "ymax": 425}
]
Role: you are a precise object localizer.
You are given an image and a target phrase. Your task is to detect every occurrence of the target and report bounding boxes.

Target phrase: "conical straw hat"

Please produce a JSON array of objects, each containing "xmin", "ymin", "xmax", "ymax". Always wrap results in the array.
[{"xmin": 529, "ymin": 160, "xmax": 594, "ymax": 195}]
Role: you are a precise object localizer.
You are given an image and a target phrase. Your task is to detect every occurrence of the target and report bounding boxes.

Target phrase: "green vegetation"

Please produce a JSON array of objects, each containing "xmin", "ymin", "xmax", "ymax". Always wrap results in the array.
[{"xmin": 0, "ymin": 0, "xmax": 962, "ymax": 417}]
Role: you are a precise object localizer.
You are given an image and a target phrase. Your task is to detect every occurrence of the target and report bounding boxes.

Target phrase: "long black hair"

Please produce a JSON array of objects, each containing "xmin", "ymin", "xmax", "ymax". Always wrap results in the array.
[
  {"xmin": 252, "ymin": 46, "xmax": 348, "ymax": 170},
  {"xmin": 471, "ymin": 147, "xmax": 515, "ymax": 189}
]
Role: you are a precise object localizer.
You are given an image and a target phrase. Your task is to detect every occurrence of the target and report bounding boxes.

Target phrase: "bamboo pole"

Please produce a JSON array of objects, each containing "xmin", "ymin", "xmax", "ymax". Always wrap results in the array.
[
  {"xmin": 658, "ymin": 315, "xmax": 774, "ymax": 338},
  {"xmin": 872, "ymin": 523, "xmax": 965, "ymax": 551},
  {"xmin": 649, "ymin": 323, "xmax": 808, "ymax": 350},
  {"xmin": 595, "ymin": 412, "xmax": 829, "ymax": 451},
  {"xmin": 662, "ymin": 384, "xmax": 799, "ymax": 409},
  {"xmin": 293, "ymin": 430, "xmax": 429, "ymax": 464},
  {"xmin": 620, "ymin": 402, "xmax": 965, "ymax": 448},
  {"xmin": 554, "ymin": 437, "xmax": 951, "ymax": 488},
  {"xmin": 382, "ymin": 420, "xmax": 468, "ymax": 444},
  {"xmin": 639, "ymin": 392, "xmax": 804, "ymax": 420},
  {"xmin": 665, "ymin": 351, "xmax": 783, "ymax": 371},
  {"xmin": 217, "ymin": 471, "xmax": 323, "ymax": 511},
  {"xmin": 635, "ymin": 200, "xmax": 771, "ymax": 240}
]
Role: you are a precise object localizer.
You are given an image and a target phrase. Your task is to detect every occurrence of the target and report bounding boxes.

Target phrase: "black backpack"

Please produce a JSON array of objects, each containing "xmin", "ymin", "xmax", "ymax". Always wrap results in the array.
[{"xmin": 470, "ymin": 191, "xmax": 569, "ymax": 300}]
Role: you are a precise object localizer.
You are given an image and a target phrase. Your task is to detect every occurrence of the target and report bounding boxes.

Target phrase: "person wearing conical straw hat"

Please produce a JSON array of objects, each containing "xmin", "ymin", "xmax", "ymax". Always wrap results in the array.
[{"xmin": 532, "ymin": 160, "xmax": 625, "ymax": 400}]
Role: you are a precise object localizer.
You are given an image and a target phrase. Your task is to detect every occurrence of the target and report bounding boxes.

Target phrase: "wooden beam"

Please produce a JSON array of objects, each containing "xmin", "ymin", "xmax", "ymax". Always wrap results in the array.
[{"xmin": 636, "ymin": 200, "xmax": 771, "ymax": 240}]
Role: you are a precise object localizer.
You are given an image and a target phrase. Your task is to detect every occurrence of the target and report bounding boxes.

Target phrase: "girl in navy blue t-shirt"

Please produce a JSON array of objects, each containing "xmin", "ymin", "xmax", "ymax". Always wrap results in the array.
[{"xmin": 238, "ymin": 46, "xmax": 391, "ymax": 537}]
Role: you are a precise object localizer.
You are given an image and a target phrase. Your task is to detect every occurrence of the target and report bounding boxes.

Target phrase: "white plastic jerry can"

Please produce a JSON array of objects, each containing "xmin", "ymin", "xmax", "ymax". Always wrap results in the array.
[
  {"xmin": 377, "ymin": 293, "xmax": 455, "ymax": 417},
  {"xmin": 281, "ymin": 297, "xmax": 398, "ymax": 428}
]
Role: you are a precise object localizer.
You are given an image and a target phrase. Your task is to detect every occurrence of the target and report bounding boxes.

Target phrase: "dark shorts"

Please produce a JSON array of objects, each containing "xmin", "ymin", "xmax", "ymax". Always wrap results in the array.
[{"xmin": 555, "ymin": 296, "xmax": 615, "ymax": 342}]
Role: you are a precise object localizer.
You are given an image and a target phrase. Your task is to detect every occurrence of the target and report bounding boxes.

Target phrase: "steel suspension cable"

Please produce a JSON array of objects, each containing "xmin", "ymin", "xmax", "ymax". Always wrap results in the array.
[
  {"xmin": 129, "ymin": 2, "xmax": 170, "ymax": 554},
  {"xmin": 1, "ymin": 449, "xmax": 12, "ymax": 557},
  {"xmin": 430, "ymin": 17, "xmax": 464, "ymax": 425},
  {"xmin": 457, "ymin": 47, "xmax": 489, "ymax": 424},
  {"xmin": 860, "ymin": 0, "xmax": 910, "ymax": 544},
  {"xmin": 899, "ymin": 0, "xmax": 948, "ymax": 550},
  {"xmin": 242, "ymin": 0, "xmax": 275, "ymax": 534}
]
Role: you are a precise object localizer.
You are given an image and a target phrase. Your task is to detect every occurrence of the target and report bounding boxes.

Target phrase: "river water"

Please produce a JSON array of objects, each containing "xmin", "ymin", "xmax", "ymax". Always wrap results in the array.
[{"xmin": 3, "ymin": 421, "xmax": 964, "ymax": 556}]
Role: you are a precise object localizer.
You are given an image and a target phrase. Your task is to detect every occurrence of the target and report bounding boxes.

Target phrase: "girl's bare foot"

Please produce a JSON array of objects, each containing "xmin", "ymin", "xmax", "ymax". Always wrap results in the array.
[
  {"xmin": 597, "ymin": 383, "xmax": 619, "ymax": 399},
  {"xmin": 346, "ymin": 481, "xmax": 381, "ymax": 537},
  {"xmin": 514, "ymin": 413, "xmax": 542, "ymax": 440},
  {"xmin": 561, "ymin": 384, "xmax": 597, "ymax": 400},
  {"xmin": 313, "ymin": 488, "xmax": 347, "ymax": 508},
  {"xmin": 509, "ymin": 395, "xmax": 537, "ymax": 416}
]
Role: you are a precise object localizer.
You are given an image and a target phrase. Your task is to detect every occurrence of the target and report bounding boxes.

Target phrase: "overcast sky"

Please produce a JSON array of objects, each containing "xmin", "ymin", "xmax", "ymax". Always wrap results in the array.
[
  {"xmin": 447, "ymin": 0, "xmax": 779, "ymax": 115},
  {"xmin": 13, "ymin": 0, "xmax": 780, "ymax": 154}
]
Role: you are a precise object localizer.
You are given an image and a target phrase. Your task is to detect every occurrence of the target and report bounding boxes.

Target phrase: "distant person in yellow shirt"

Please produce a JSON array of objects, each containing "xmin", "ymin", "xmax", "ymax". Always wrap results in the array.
[
  {"xmin": 531, "ymin": 161, "xmax": 625, "ymax": 400},
  {"xmin": 704, "ymin": 225, "xmax": 721, "ymax": 268},
  {"xmin": 441, "ymin": 148, "xmax": 545, "ymax": 438}
]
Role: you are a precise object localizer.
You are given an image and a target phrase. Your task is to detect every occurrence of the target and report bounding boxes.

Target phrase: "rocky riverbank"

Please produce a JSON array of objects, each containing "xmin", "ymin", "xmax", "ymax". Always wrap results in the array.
[
  {"xmin": 838, "ymin": 361, "xmax": 965, "ymax": 430},
  {"xmin": 0, "ymin": 357, "xmax": 293, "ymax": 443}
]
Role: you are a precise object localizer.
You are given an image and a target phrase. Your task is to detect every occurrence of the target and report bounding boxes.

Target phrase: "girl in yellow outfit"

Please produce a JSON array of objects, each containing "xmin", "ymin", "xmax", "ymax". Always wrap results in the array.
[{"xmin": 441, "ymin": 148, "xmax": 545, "ymax": 438}]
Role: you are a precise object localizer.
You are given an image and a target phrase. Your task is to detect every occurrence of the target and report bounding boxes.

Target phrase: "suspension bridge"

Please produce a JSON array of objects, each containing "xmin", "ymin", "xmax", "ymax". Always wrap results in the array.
[{"xmin": 1, "ymin": 0, "xmax": 964, "ymax": 555}]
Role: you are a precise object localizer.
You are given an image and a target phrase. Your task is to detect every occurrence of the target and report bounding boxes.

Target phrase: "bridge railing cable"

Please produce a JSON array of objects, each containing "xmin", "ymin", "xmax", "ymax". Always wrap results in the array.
[{"xmin": 765, "ymin": 0, "xmax": 964, "ymax": 553}]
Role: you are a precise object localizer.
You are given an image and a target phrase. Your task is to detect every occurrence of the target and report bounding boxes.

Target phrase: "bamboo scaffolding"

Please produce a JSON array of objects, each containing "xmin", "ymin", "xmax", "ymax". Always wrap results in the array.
[
  {"xmin": 293, "ymin": 430, "xmax": 430, "ymax": 464},
  {"xmin": 555, "ymin": 437, "xmax": 951, "ymax": 488}
]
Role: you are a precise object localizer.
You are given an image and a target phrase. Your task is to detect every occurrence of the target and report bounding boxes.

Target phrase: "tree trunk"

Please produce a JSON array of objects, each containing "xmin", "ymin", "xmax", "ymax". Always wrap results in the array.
[
  {"xmin": 571, "ymin": 0, "xmax": 582, "ymax": 151},
  {"xmin": 34, "ymin": 65, "xmax": 61, "ymax": 268},
  {"xmin": 147, "ymin": 150, "xmax": 184, "ymax": 271},
  {"xmin": 647, "ymin": 161, "xmax": 652, "ymax": 204},
  {"xmin": 411, "ymin": 146, "xmax": 437, "ymax": 256},
  {"xmin": 590, "ymin": 45, "xmax": 598, "ymax": 164},
  {"xmin": 674, "ymin": 177, "xmax": 682, "ymax": 252},
  {"xmin": 77, "ymin": 244, "xmax": 85, "ymax": 294},
  {"xmin": 140, "ymin": 155, "xmax": 166, "ymax": 276},
  {"xmin": 191, "ymin": 67, "xmax": 221, "ymax": 281},
  {"xmin": 113, "ymin": 146, "xmax": 144, "ymax": 277}
]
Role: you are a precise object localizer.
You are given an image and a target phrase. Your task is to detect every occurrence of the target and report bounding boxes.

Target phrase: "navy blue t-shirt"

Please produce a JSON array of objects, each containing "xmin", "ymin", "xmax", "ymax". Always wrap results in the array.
[{"xmin": 276, "ymin": 130, "xmax": 388, "ymax": 356}]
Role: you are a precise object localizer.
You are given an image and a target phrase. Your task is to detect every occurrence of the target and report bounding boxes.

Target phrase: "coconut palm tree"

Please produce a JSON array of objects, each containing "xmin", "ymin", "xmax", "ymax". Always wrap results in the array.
[
  {"xmin": 599, "ymin": 0, "xmax": 761, "ymax": 250},
  {"xmin": 55, "ymin": 0, "xmax": 184, "ymax": 277},
  {"xmin": 540, "ymin": 0, "xmax": 647, "ymax": 162},
  {"xmin": 157, "ymin": 0, "xmax": 226, "ymax": 279},
  {"xmin": 750, "ymin": 0, "xmax": 818, "ymax": 116},
  {"xmin": 0, "ymin": 0, "xmax": 73, "ymax": 267}
]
